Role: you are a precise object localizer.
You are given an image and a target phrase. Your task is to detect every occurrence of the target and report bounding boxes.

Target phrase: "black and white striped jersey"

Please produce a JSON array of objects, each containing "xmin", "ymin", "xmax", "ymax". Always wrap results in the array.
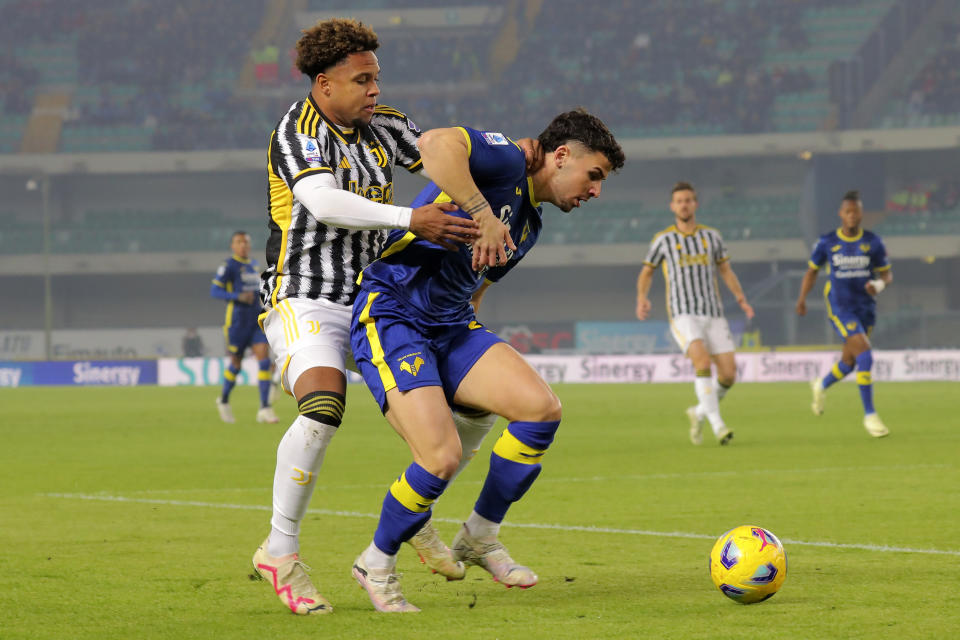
[
  {"xmin": 261, "ymin": 94, "xmax": 423, "ymax": 308},
  {"xmin": 643, "ymin": 224, "xmax": 729, "ymax": 318}
]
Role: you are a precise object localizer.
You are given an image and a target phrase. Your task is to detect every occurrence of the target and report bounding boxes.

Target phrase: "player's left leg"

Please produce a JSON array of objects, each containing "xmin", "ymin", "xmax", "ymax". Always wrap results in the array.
[
  {"xmin": 698, "ymin": 317, "xmax": 738, "ymax": 444},
  {"xmin": 850, "ymin": 314, "xmax": 888, "ymax": 437},
  {"xmin": 450, "ymin": 342, "xmax": 563, "ymax": 588}
]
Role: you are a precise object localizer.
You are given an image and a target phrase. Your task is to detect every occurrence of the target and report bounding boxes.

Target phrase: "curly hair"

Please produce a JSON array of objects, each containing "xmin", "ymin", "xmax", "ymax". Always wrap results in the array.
[
  {"xmin": 296, "ymin": 18, "xmax": 379, "ymax": 80},
  {"xmin": 537, "ymin": 108, "xmax": 625, "ymax": 171},
  {"xmin": 842, "ymin": 189, "xmax": 861, "ymax": 203}
]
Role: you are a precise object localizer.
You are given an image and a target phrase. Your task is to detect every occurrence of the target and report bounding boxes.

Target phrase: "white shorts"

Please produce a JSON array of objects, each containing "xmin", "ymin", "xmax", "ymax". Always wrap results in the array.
[
  {"xmin": 669, "ymin": 314, "xmax": 735, "ymax": 356},
  {"xmin": 262, "ymin": 297, "xmax": 352, "ymax": 395}
]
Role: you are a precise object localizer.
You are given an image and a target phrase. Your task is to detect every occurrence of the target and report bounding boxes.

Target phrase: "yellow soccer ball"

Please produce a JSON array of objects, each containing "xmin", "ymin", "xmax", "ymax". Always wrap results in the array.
[{"xmin": 709, "ymin": 525, "xmax": 787, "ymax": 604}]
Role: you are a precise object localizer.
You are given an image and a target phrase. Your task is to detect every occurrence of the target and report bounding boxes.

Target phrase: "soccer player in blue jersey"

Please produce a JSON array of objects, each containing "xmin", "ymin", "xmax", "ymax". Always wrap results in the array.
[
  {"xmin": 209, "ymin": 231, "xmax": 278, "ymax": 424},
  {"xmin": 796, "ymin": 190, "xmax": 893, "ymax": 437},
  {"xmin": 348, "ymin": 109, "xmax": 625, "ymax": 612}
]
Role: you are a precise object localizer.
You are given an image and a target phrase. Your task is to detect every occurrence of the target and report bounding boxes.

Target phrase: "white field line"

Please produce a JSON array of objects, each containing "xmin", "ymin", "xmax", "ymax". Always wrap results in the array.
[
  {"xmin": 118, "ymin": 463, "xmax": 954, "ymax": 495},
  {"xmin": 41, "ymin": 492, "xmax": 960, "ymax": 557}
]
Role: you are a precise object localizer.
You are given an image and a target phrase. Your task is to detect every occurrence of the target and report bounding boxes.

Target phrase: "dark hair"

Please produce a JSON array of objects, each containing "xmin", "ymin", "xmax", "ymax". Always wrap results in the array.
[
  {"xmin": 537, "ymin": 108, "xmax": 625, "ymax": 171},
  {"xmin": 671, "ymin": 181, "xmax": 696, "ymax": 196},
  {"xmin": 231, "ymin": 230, "xmax": 249, "ymax": 240},
  {"xmin": 296, "ymin": 18, "xmax": 379, "ymax": 80},
  {"xmin": 842, "ymin": 190, "xmax": 861, "ymax": 203}
]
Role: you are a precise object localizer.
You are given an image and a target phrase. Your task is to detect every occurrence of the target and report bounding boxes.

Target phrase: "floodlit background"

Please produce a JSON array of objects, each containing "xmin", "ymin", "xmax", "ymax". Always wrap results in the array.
[{"xmin": 1, "ymin": 0, "xmax": 958, "ymax": 360}]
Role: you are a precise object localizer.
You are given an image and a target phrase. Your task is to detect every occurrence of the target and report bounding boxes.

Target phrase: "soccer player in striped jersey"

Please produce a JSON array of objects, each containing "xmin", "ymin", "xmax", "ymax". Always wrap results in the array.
[
  {"xmin": 796, "ymin": 190, "xmax": 892, "ymax": 437},
  {"xmin": 251, "ymin": 18, "xmax": 537, "ymax": 616},
  {"xmin": 349, "ymin": 110, "xmax": 624, "ymax": 612},
  {"xmin": 635, "ymin": 182, "xmax": 754, "ymax": 446},
  {"xmin": 209, "ymin": 231, "xmax": 278, "ymax": 424}
]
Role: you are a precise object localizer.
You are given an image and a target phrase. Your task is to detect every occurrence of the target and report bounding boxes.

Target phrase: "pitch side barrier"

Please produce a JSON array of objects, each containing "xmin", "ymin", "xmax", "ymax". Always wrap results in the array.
[
  {"xmin": 3, "ymin": 351, "xmax": 958, "ymax": 388},
  {"xmin": 0, "ymin": 360, "xmax": 157, "ymax": 388}
]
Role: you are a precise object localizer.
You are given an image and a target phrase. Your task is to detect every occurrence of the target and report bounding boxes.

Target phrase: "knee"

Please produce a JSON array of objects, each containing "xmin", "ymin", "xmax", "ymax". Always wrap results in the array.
[
  {"xmin": 718, "ymin": 376, "xmax": 736, "ymax": 388},
  {"xmin": 529, "ymin": 391, "xmax": 562, "ymax": 423},
  {"xmin": 423, "ymin": 445, "xmax": 462, "ymax": 480}
]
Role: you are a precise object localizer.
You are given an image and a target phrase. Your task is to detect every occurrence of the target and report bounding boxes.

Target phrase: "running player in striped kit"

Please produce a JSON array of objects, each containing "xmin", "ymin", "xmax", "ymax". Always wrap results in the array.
[{"xmin": 636, "ymin": 182, "xmax": 754, "ymax": 445}]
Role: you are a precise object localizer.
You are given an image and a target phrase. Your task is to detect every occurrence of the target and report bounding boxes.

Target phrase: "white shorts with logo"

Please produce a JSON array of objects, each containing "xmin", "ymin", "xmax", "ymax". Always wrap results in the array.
[
  {"xmin": 669, "ymin": 314, "xmax": 736, "ymax": 355},
  {"xmin": 262, "ymin": 297, "xmax": 352, "ymax": 395}
]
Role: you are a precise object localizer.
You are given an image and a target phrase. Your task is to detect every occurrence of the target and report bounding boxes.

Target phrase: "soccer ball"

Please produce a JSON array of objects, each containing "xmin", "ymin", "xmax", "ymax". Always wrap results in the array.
[{"xmin": 709, "ymin": 525, "xmax": 787, "ymax": 604}]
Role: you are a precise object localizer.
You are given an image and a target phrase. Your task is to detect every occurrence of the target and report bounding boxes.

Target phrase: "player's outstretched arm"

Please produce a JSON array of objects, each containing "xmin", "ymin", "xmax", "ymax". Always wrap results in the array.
[
  {"xmin": 717, "ymin": 260, "xmax": 754, "ymax": 319},
  {"xmin": 636, "ymin": 265, "xmax": 655, "ymax": 320},
  {"xmin": 292, "ymin": 173, "xmax": 477, "ymax": 247},
  {"xmin": 795, "ymin": 267, "xmax": 819, "ymax": 316},
  {"xmin": 417, "ymin": 127, "xmax": 515, "ymax": 270}
]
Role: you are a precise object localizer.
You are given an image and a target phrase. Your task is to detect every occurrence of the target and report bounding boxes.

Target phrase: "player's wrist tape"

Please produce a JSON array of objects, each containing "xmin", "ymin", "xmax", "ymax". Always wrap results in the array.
[{"xmin": 869, "ymin": 279, "xmax": 886, "ymax": 294}]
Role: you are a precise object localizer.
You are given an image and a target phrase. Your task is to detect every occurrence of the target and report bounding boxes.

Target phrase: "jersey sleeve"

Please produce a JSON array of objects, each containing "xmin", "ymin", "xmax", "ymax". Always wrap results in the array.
[
  {"xmin": 713, "ymin": 231, "xmax": 730, "ymax": 264},
  {"xmin": 210, "ymin": 261, "xmax": 236, "ymax": 300},
  {"xmin": 643, "ymin": 234, "xmax": 665, "ymax": 268},
  {"xmin": 483, "ymin": 255, "xmax": 521, "ymax": 283},
  {"xmin": 871, "ymin": 236, "xmax": 891, "ymax": 272},
  {"xmin": 371, "ymin": 106, "xmax": 424, "ymax": 173},
  {"xmin": 808, "ymin": 237, "xmax": 828, "ymax": 270},
  {"xmin": 270, "ymin": 124, "xmax": 335, "ymax": 190},
  {"xmin": 459, "ymin": 127, "xmax": 526, "ymax": 187}
]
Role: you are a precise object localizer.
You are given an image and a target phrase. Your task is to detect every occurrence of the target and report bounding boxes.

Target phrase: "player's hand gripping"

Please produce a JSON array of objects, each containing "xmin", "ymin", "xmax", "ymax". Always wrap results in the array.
[
  {"xmin": 409, "ymin": 202, "xmax": 480, "ymax": 251},
  {"xmin": 237, "ymin": 291, "xmax": 256, "ymax": 304},
  {"xmin": 515, "ymin": 137, "xmax": 545, "ymax": 172},
  {"xmin": 470, "ymin": 203, "xmax": 516, "ymax": 271}
]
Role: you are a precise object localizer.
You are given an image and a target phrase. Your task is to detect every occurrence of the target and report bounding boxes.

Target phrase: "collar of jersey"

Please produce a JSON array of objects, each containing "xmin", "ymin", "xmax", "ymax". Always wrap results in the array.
[
  {"xmin": 232, "ymin": 254, "xmax": 251, "ymax": 264},
  {"xmin": 836, "ymin": 227, "xmax": 863, "ymax": 242},
  {"xmin": 670, "ymin": 223, "xmax": 700, "ymax": 237},
  {"xmin": 307, "ymin": 93, "xmax": 361, "ymax": 145},
  {"xmin": 526, "ymin": 177, "xmax": 540, "ymax": 208}
]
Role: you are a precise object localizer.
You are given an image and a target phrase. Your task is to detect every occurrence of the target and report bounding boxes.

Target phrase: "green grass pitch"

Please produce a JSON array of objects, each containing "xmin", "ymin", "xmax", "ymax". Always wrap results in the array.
[{"xmin": 2, "ymin": 382, "xmax": 957, "ymax": 639}]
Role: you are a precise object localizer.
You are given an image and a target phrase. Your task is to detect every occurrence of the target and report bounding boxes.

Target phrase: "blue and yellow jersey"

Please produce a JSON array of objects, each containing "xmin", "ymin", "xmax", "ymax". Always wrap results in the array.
[
  {"xmin": 210, "ymin": 255, "xmax": 263, "ymax": 329},
  {"xmin": 357, "ymin": 126, "xmax": 542, "ymax": 324},
  {"xmin": 808, "ymin": 228, "xmax": 890, "ymax": 311}
]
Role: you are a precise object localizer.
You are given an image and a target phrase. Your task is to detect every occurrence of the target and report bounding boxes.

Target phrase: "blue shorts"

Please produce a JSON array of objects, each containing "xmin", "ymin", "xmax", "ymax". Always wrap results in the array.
[
  {"xmin": 225, "ymin": 321, "xmax": 267, "ymax": 356},
  {"xmin": 351, "ymin": 290, "xmax": 503, "ymax": 413},
  {"xmin": 826, "ymin": 304, "xmax": 875, "ymax": 341}
]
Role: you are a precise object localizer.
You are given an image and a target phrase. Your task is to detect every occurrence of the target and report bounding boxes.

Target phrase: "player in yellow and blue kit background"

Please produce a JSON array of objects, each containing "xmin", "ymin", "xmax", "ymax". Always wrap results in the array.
[
  {"xmin": 209, "ymin": 231, "xmax": 278, "ymax": 424},
  {"xmin": 348, "ymin": 110, "xmax": 625, "ymax": 612},
  {"xmin": 796, "ymin": 191, "xmax": 893, "ymax": 437}
]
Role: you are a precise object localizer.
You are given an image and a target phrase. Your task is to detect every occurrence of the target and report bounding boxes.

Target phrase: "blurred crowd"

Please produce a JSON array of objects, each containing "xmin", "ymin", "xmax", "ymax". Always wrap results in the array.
[{"xmin": 4, "ymin": 0, "xmax": 960, "ymax": 152}]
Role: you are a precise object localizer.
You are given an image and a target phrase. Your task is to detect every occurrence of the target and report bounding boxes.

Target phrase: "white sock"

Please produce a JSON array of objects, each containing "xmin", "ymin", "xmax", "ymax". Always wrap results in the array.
[
  {"xmin": 267, "ymin": 415, "xmax": 337, "ymax": 557},
  {"xmin": 717, "ymin": 381, "xmax": 731, "ymax": 401},
  {"xmin": 694, "ymin": 376, "xmax": 726, "ymax": 435},
  {"xmin": 466, "ymin": 510, "xmax": 500, "ymax": 541},
  {"xmin": 362, "ymin": 541, "xmax": 396, "ymax": 571},
  {"xmin": 450, "ymin": 410, "xmax": 498, "ymax": 484}
]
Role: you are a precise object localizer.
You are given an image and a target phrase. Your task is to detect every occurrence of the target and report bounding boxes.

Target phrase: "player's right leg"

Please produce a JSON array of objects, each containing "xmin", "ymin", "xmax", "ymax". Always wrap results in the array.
[
  {"xmin": 350, "ymin": 292, "xmax": 464, "ymax": 611},
  {"xmin": 407, "ymin": 406, "xmax": 495, "ymax": 579},
  {"xmin": 251, "ymin": 298, "xmax": 352, "ymax": 615},
  {"xmin": 812, "ymin": 331, "xmax": 856, "ymax": 415},
  {"xmin": 215, "ymin": 335, "xmax": 243, "ymax": 422}
]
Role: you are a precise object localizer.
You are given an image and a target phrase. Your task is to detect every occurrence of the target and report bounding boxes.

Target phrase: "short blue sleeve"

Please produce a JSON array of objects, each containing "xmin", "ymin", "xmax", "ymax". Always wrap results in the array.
[
  {"xmin": 808, "ymin": 237, "xmax": 827, "ymax": 270},
  {"xmin": 871, "ymin": 236, "xmax": 891, "ymax": 272},
  {"xmin": 459, "ymin": 126, "xmax": 526, "ymax": 188}
]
